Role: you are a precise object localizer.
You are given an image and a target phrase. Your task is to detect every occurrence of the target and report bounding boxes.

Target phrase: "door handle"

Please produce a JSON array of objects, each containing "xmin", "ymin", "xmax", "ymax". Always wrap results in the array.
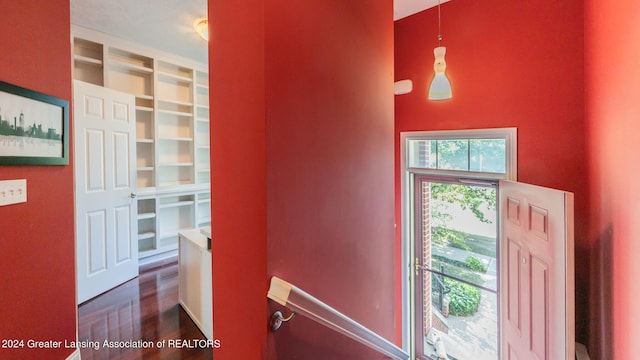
[
  {"xmin": 415, "ymin": 257, "xmax": 425, "ymax": 276},
  {"xmin": 130, "ymin": 192, "xmax": 136, "ymax": 199}
]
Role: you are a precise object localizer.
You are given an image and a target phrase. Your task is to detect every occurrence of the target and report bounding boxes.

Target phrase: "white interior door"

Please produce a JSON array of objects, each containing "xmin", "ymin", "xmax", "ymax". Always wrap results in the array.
[
  {"xmin": 499, "ymin": 180, "xmax": 574, "ymax": 360},
  {"xmin": 74, "ymin": 80, "xmax": 138, "ymax": 304}
]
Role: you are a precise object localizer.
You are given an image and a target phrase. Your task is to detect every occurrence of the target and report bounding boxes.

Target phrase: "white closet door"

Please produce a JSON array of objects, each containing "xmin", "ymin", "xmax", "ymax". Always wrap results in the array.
[{"xmin": 74, "ymin": 80, "xmax": 138, "ymax": 304}]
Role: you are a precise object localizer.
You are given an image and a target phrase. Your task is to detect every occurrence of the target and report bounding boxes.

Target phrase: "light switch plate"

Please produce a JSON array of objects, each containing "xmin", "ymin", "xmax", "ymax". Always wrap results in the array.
[{"xmin": 0, "ymin": 179, "xmax": 27, "ymax": 206}]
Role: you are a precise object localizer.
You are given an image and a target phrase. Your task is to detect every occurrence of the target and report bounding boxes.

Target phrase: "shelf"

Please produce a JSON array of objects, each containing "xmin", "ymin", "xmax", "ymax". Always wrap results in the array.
[
  {"xmin": 136, "ymin": 105, "xmax": 154, "ymax": 112},
  {"xmin": 158, "ymin": 71, "xmax": 193, "ymax": 83},
  {"xmin": 196, "ymin": 145, "xmax": 210, "ymax": 150},
  {"xmin": 130, "ymin": 94, "xmax": 153, "ymax": 101},
  {"xmin": 157, "ymin": 109, "xmax": 193, "ymax": 117},
  {"xmin": 109, "ymin": 59, "xmax": 154, "ymax": 74},
  {"xmin": 137, "ymin": 167, "xmax": 155, "ymax": 171},
  {"xmin": 136, "ymin": 94, "xmax": 154, "ymax": 100},
  {"xmin": 159, "ymin": 200, "xmax": 195, "ymax": 209},
  {"xmin": 137, "ymin": 138, "xmax": 154, "ymax": 143},
  {"xmin": 198, "ymin": 199, "xmax": 211, "ymax": 204},
  {"xmin": 108, "ymin": 46, "xmax": 153, "ymax": 66},
  {"xmin": 74, "ymin": 55, "xmax": 103, "ymax": 65},
  {"xmin": 138, "ymin": 232, "xmax": 156, "ymax": 240},
  {"xmin": 159, "ymin": 137, "xmax": 193, "ymax": 142},
  {"xmin": 138, "ymin": 212, "xmax": 156, "ymax": 220},
  {"xmin": 159, "ymin": 162, "xmax": 194, "ymax": 167},
  {"xmin": 158, "ymin": 180, "xmax": 194, "ymax": 187},
  {"xmin": 158, "ymin": 98, "xmax": 194, "ymax": 107}
]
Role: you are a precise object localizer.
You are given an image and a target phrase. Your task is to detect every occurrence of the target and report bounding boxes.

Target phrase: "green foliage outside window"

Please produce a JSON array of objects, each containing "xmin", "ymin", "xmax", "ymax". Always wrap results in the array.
[{"xmin": 446, "ymin": 278, "xmax": 482, "ymax": 316}]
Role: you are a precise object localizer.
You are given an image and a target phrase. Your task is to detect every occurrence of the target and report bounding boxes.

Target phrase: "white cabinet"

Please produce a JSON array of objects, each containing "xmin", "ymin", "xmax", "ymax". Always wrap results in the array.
[
  {"xmin": 73, "ymin": 26, "xmax": 211, "ymax": 262},
  {"xmin": 178, "ymin": 229, "xmax": 212, "ymax": 339}
]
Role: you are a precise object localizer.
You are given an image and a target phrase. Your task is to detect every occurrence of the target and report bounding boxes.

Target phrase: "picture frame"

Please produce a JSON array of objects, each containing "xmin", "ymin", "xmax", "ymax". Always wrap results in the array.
[{"xmin": 0, "ymin": 80, "xmax": 69, "ymax": 165}]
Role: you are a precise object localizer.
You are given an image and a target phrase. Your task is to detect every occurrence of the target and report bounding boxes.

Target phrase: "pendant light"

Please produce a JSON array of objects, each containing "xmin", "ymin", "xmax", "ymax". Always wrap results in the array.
[{"xmin": 428, "ymin": 0, "xmax": 452, "ymax": 100}]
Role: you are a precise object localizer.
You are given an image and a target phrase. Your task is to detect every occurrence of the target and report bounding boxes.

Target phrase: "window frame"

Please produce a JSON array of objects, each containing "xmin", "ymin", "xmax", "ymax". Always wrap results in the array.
[
  {"xmin": 399, "ymin": 127, "xmax": 517, "ymax": 356},
  {"xmin": 404, "ymin": 128, "xmax": 517, "ymax": 181}
]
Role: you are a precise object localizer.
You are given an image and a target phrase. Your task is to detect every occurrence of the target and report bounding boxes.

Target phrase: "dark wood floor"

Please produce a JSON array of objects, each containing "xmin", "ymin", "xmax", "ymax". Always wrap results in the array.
[{"xmin": 78, "ymin": 261, "xmax": 213, "ymax": 360}]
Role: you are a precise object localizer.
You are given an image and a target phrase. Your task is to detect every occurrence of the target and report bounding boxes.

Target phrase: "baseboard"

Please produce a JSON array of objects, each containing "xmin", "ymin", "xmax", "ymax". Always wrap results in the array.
[
  {"xmin": 139, "ymin": 251, "xmax": 178, "ymax": 271},
  {"xmin": 66, "ymin": 348, "xmax": 81, "ymax": 360}
]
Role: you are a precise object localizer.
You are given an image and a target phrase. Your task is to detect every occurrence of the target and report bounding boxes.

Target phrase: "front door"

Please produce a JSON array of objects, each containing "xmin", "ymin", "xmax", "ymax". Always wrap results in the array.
[
  {"xmin": 499, "ymin": 180, "xmax": 574, "ymax": 360},
  {"xmin": 412, "ymin": 178, "xmax": 574, "ymax": 360},
  {"xmin": 74, "ymin": 80, "xmax": 138, "ymax": 304}
]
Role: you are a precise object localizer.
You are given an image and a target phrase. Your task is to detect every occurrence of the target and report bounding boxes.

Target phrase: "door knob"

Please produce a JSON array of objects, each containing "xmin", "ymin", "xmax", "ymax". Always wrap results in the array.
[{"xmin": 130, "ymin": 192, "xmax": 136, "ymax": 199}]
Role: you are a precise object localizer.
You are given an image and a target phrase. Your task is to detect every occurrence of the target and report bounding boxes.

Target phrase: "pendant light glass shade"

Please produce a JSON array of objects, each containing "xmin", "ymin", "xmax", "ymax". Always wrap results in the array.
[{"xmin": 428, "ymin": 46, "xmax": 452, "ymax": 100}]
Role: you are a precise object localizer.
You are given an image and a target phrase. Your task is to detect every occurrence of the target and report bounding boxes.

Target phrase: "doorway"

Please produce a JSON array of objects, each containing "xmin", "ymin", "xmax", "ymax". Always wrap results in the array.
[
  {"xmin": 70, "ymin": 2, "xmax": 212, "ymax": 356},
  {"xmin": 400, "ymin": 128, "xmax": 517, "ymax": 359},
  {"xmin": 414, "ymin": 176, "xmax": 498, "ymax": 359}
]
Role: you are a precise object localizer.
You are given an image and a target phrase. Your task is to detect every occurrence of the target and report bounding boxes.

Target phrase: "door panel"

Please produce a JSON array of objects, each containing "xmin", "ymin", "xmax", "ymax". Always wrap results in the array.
[
  {"xmin": 75, "ymin": 80, "xmax": 138, "ymax": 304},
  {"xmin": 506, "ymin": 238, "xmax": 522, "ymax": 335},
  {"xmin": 115, "ymin": 205, "xmax": 133, "ymax": 263},
  {"xmin": 87, "ymin": 210, "xmax": 107, "ymax": 274},
  {"xmin": 113, "ymin": 131, "xmax": 130, "ymax": 188},
  {"xmin": 86, "ymin": 129, "xmax": 105, "ymax": 191},
  {"xmin": 499, "ymin": 180, "xmax": 574, "ymax": 360},
  {"xmin": 530, "ymin": 255, "xmax": 548, "ymax": 360}
]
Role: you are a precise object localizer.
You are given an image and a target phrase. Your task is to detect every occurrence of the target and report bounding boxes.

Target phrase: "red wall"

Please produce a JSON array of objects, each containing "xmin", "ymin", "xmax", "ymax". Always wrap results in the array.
[
  {"xmin": 585, "ymin": 1, "xmax": 640, "ymax": 358},
  {"xmin": 0, "ymin": 1, "xmax": 77, "ymax": 359},
  {"xmin": 394, "ymin": 0, "xmax": 588, "ymax": 345},
  {"xmin": 209, "ymin": 0, "xmax": 267, "ymax": 358},
  {"xmin": 210, "ymin": 0, "xmax": 395, "ymax": 358},
  {"xmin": 265, "ymin": 0, "xmax": 395, "ymax": 358}
]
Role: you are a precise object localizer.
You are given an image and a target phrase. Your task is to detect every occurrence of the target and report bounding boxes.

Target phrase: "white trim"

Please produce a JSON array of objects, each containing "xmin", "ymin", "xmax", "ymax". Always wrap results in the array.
[
  {"xmin": 66, "ymin": 348, "xmax": 81, "ymax": 360},
  {"xmin": 399, "ymin": 127, "xmax": 517, "ymax": 358},
  {"xmin": 402, "ymin": 127, "xmax": 517, "ymax": 181}
]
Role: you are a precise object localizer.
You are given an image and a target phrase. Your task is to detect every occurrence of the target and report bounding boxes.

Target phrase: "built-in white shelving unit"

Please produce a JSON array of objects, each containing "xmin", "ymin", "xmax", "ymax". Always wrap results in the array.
[{"xmin": 72, "ymin": 26, "xmax": 211, "ymax": 263}]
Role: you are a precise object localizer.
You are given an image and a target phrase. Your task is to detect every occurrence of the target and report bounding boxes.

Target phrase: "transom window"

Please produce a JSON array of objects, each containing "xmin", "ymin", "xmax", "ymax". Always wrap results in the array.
[{"xmin": 405, "ymin": 128, "xmax": 517, "ymax": 180}]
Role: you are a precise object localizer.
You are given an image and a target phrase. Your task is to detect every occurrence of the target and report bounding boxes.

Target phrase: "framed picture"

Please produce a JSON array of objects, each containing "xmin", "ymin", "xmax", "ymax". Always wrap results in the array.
[{"xmin": 0, "ymin": 81, "xmax": 69, "ymax": 165}]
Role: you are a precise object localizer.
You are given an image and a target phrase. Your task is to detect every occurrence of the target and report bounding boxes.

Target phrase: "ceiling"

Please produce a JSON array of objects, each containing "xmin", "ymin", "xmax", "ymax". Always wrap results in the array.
[
  {"xmin": 70, "ymin": 0, "xmax": 444, "ymax": 64},
  {"xmin": 394, "ymin": 0, "xmax": 449, "ymax": 21}
]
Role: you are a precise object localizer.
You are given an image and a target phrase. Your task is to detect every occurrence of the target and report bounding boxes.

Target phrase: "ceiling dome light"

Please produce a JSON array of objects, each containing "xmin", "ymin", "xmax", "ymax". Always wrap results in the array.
[{"xmin": 194, "ymin": 18, "xmax": 208, "ymax": 41}]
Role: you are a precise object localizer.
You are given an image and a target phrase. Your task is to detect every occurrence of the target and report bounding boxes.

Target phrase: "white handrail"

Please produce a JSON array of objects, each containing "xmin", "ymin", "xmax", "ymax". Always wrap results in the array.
[{"xmin": 267, "ymin": 276, "xmax": 410, "ymax": 360}]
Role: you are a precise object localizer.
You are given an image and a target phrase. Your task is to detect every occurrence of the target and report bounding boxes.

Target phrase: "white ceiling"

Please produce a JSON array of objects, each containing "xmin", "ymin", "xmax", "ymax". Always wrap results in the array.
[
  {"xmin": 394, "ymin": 0, "xmax": 449, "ymax": 21},
  {"xmin": 70, "ymin": 0, "xmax": 209, "ymax": 63},
  {"xmin": 70, "ymin": 0, "xmax": 442, "ymax": 64}
]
